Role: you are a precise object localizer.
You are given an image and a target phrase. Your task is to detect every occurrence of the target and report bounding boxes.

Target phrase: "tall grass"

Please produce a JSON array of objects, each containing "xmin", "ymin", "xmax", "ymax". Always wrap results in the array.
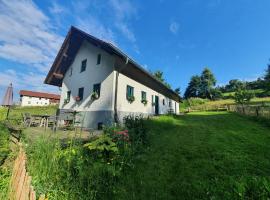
[
  {"xmin": 25, "ymin": 115, "xmax": 148, "ymax": 199},
  {"xmin": 0, "ymin": 123, "xmax": 11, "ymax": 199}
]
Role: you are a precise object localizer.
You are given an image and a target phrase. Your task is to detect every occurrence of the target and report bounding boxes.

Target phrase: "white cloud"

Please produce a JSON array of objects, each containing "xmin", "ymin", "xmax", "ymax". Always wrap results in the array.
[
  {"xmin": 77, "ymin": 17, "xmax": 116, "ymax": 43},
  {"xmin": 169, "ymin": 21, "xmax": 179, "ymax": 34},
  {"xmin": 0, "ymin": 69, "xmax": 59, "ymax": 101},
  {"xmin": 109, "ymin": 0, "xmax": 137, "ymax": 44},
  {"xmin": 0, "ymin": 0, "xmax": 63, "ymax": 72},
  {"xmin": 116, "ymin": 23, "xmax": 136, "ymax": 43},
  {"xmin": 49, "ymin": 2, "xmax": 66, "ymax": 14}
]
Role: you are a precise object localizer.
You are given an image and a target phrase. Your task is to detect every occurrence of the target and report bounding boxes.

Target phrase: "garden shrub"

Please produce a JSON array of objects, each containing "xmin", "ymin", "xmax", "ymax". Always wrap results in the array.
[{"xmin": 123, "ymin": 115, "xmax": 148, "ymax": 147}]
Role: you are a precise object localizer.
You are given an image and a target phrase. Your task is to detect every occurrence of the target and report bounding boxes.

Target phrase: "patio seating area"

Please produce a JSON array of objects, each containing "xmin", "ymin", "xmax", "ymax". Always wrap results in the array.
[{"xmin": 21, "ymin": 109, "xmax": 84, "ymax": 131}]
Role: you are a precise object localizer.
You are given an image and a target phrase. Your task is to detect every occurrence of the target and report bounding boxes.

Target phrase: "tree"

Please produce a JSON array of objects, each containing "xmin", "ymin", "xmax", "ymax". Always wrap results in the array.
[
  {"xmin": 226, "ymin": 79, "xmax": 244, "ymax": 92},
  {"xmin": 152, "ymin": 70, "xmax": 171, "ymax": 88},
  {"xmin": 210, "ymin": 88, "xmax": 223, "ymax": 100},
  {"xmin": 174, "ymin": 87, "xmax": 181, "ymax": 96},
  {"xmin": 184, "ymin": 75, "xmax": 201, "ymax": 98},
  {"xmin": 234, "ymin": 88, "xmax": 254, "ymax": 104},
  {"xmin": 264, "ymin": 64, "xmax": 270, "ymax": 91},
  {"xmin": 199, "ymin": 68, "xmax": 216, "ymax": 99}
]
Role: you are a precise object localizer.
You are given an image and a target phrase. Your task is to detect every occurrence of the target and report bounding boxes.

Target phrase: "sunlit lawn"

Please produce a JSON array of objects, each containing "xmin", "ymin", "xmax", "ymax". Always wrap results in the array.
[{"xmin": 117, "ymin": 112, "xmax": 270, "ymax": 199}]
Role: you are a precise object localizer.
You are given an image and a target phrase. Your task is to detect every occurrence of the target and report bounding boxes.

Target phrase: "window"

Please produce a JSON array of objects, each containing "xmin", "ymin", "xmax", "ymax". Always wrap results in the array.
[
  {"xmin": 70, "ymin": 67, "xmax": 73, "ymax": 76},
  {"xmin": 141, "ymin": 91, "xmax": 146, "ymax": 101},
  {"xmin": 39, "ymin": 98, "xmax": 41, "ymax": 100},
  {"xmin": 67, "ymin": 91, "xmax": 71, "ymax": 102},
  {"xmin": 126, "ymin": 85, "xmax": 134, "ymax": 99},
  {"xmin": 97, "ymin": 54, "xmax": 101, "ymax": 65},
  {"xmin": 28, "ymin": 101, "xmax": 30, "ymax": 104},
  {"xmin": 78, "ymin": 87, "xmax": 84, "ymax": 101},
  {"xmin": 151, "ymin": 95, "xmax": 154, "ymax": 105},
  {"xmin": 93, "ymin": 83, "xmax": 101, "ymax": 97},
  {"xmin": 163, "ymin": 99, "xmax": 165, "ymax": 105},
  {"xmin": 169, "ymin": 100, "xmax": 172, "ymax": 107},
  {"xmin": 80, "ymin": 59, "xmax": 87, "ymax": 72}
]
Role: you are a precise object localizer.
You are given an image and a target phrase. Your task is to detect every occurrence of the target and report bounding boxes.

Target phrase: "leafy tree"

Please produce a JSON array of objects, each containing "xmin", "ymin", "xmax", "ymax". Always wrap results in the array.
[
  {"xmin": 153, "ymin": 70, "xmax": 164, "ymax": 83},
  {"xmin": 234, "ymin": 88, "xmax": 254, "ymax": 104},
  {"xmin": 264, "ymin": 64, "xmax": 270, "ymax": 91},
  {"xmin": 152, "ymin": 70, "xmax": 171, "ymax": 88},
  {"xmin": 226, "ymin": 79, "xmax": 244, "ymax": 92},
  {"xmin": 210, "ymin": 88, "xmax": 223, "ymax": 100},
  {"xmin": 184, "ymin": 75, "xmax": 201, "ymax": 98},
  {"xmin": 199, "ymin": 68, "xmax": 216, "ymax": 99}
]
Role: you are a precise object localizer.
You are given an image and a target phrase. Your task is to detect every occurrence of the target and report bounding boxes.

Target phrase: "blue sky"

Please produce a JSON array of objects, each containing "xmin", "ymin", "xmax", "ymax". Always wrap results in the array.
[{"xmin": 1, "ymin": 0, "xmax": 270, "ymax": 101}]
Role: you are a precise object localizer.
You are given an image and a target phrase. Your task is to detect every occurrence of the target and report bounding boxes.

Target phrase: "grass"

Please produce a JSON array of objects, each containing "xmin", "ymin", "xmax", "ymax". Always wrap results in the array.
[
  {"xmin": 181, "ymin": 97, "xmax": 270, "ymax": 111},
  {"xmin": 116, "ymin": 112, "xmax": 270, "ymax": 199},
  {"xmin": 223, "ymin": 89, "xmax": 265, "ymax": 97},
  {"xmin": 0, "ymin": 123, "xmax": 12, "ymax": 200},
  {"xmin": 0, "ymin": 105, "xmax": 58, "ymax": 121}
]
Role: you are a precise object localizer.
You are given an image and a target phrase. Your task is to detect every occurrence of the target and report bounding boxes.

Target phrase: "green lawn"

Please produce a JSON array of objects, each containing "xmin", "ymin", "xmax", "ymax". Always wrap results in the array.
[
  {"xmin": 117, "ymin": 112, "xmax": 270, "ymax": 200},
  {"xmin": 0, "ymin": 105, "xmax": 57, "ymax": 121}
]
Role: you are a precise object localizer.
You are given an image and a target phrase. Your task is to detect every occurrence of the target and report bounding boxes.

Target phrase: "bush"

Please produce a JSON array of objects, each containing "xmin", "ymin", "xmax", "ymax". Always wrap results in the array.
[
  {"xmin": 234, "ymin": 89, "xmax": 255, "ymax": 104},
  {"xmin": 123, "ymin": 115, "xmax": 148, "ymax": 147}
]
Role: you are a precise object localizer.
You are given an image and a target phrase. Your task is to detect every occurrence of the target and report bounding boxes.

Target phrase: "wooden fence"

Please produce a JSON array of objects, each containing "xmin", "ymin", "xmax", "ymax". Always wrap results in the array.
[
  {"xmin": 228, "ymin": 104, "xmax": 270, "ymax": 119},
  {"xmin": 9, "ymin": 146, "xmax": 45, "ymax": 200}
]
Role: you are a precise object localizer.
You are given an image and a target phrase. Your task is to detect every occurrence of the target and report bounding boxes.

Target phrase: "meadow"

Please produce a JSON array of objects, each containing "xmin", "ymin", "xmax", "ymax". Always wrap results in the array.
[
  {"xmin": 1, "ymin": 105, "xmax": 270, "ymax": 199},
  {"xmin": 19, "ymin": 112, "xmax": 270, "ymax": 199},
  {"xmin": 116, "ymin": 112, "xmax": 270, "ymax": 199},
  {"xmin": 0, "ymin": 105, "xmax": 58, "ymax": 121}
]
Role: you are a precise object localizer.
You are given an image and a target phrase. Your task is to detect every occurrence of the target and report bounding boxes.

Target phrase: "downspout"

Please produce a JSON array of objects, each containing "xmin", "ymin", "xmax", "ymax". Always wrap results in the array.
[{"xmin": 114, "ymin": 56, "xmax": 129, "ymax": 123}]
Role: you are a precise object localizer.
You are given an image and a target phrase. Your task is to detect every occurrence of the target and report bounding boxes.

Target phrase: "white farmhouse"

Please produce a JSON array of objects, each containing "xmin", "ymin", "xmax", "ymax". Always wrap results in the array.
[
  {"xmin": 19, "ymin": 90, "xmax": 60, "ymax": 107},
  {"xmin": 45, "ymin": 26, "xmax": 180, "ymax": 128}
]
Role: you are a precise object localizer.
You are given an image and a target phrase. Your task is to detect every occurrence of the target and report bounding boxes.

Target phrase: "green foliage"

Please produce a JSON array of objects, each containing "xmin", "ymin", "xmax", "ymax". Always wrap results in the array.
[
  {"xmin": 184, "ymin": 68, "xmax": 217, "ymax": 99},
  {"xmin": 184, "ymin": 75, "xmax": 201, "ymax": 98},
  {"xmin": 25, "ymin": 116, "xmax": 149, "ymax": 199},
  {"xmin": 127, "ymin": 95, "xmax": 135, "ymax": 103},
  {"xmin": 117, "ymin": 113, "xmax": 270, "ymax": 199},
  {"xmin": 0, "ymin": 105, "xmax": 57, "ymax": 121},
  {"xmin": 84, "ymin": 135, "xmax": 118, "ymax": 161},
  {"xmin": 141, "ymin": 99, "xmax": 148, "ymax": 105},
  {"xmin": 0, "ymin": 123, "xmax": 11, "ymax": 199},
  {"xmin": 0, "ymin": 166, "xmax": 11, "ymax": 200},
  {"xmin": 152, "ymin": 70, "xmax": 171, "ymax": 89},
  {"xmin": 199, "ymin": 67, "xmax": 217, "ymax": 99},
  {"xmin": 26, "ymin": 135, "xmax": 123, "ymax": 199},
  {"xmin": 123, "ymin": 115, "xmax": 148, "ymax": 147},
  {"xmin": 264, "ymin": 64, "xmax": 270, "ymax": 91},
  {"xmin": 234, "ymin": 88, "xmax": 255, "ymax": 104},
  {"xmin": 0, "ymin": 123, "xmax": 10, "ymax": 165}
]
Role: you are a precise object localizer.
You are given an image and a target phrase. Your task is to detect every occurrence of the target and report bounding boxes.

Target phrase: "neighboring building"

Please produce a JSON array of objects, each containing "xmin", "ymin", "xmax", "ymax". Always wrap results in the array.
[
  {"xmin": 45, "ymin": 26, "xmax": 180, "ymax": 128},
  {"xmin": 19, "ymin": 90, "xmax": 60, "ymax": 106}
]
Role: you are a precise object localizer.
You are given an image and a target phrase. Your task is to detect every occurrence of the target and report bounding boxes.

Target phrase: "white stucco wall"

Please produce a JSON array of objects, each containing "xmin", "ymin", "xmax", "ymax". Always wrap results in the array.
[
  {"xmin": 116, "ymin": 73, "xmax": 179, "ymax": 115},
  {"xmin": 60, "ymin": 41, "xmax": 115, "ymax": 112},
  {"xmin": 21, "ymin": 96, "xmax": 50, "ymax": 107}
]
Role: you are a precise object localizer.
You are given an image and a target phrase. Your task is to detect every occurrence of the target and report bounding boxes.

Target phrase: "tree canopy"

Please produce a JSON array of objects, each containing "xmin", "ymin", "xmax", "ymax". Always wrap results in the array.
[
  {"xmin": 184, "ymin": 68, "xmax": 217, "ymax": 99},
  {"xmin": 152, "ymin": 70, "xmax": 171, "ymax": 89}
]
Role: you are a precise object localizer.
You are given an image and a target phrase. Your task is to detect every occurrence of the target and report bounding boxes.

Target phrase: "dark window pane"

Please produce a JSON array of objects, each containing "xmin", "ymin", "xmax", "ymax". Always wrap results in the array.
[
  {"xmin": 78, "ymin": 87, "xmax": 84, "ymax": 100},
  {"xmin": 93, "ymin": 83, "xmax": 101, "ymax": 96},
  {"xmin": 163, "ymin": 99, "xmax": 165, "ymax": 105},
  {"xmin": 67, "ymin": 91, "xmax": 71, "ymax": 101},
  {"xmin": 81, "ymin": 59, "xmax": 87, "ymax": 72},
  {"xmin": 141, "ymin": 91, "xmax": 146, "ymax": 100},
  {"xmin": 97, "ymin": 54, "xmax": 101, "ymax": 65},
  {"xmin": 126, "ymin": 85, "xmax": 134, "ymax": 99}
]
